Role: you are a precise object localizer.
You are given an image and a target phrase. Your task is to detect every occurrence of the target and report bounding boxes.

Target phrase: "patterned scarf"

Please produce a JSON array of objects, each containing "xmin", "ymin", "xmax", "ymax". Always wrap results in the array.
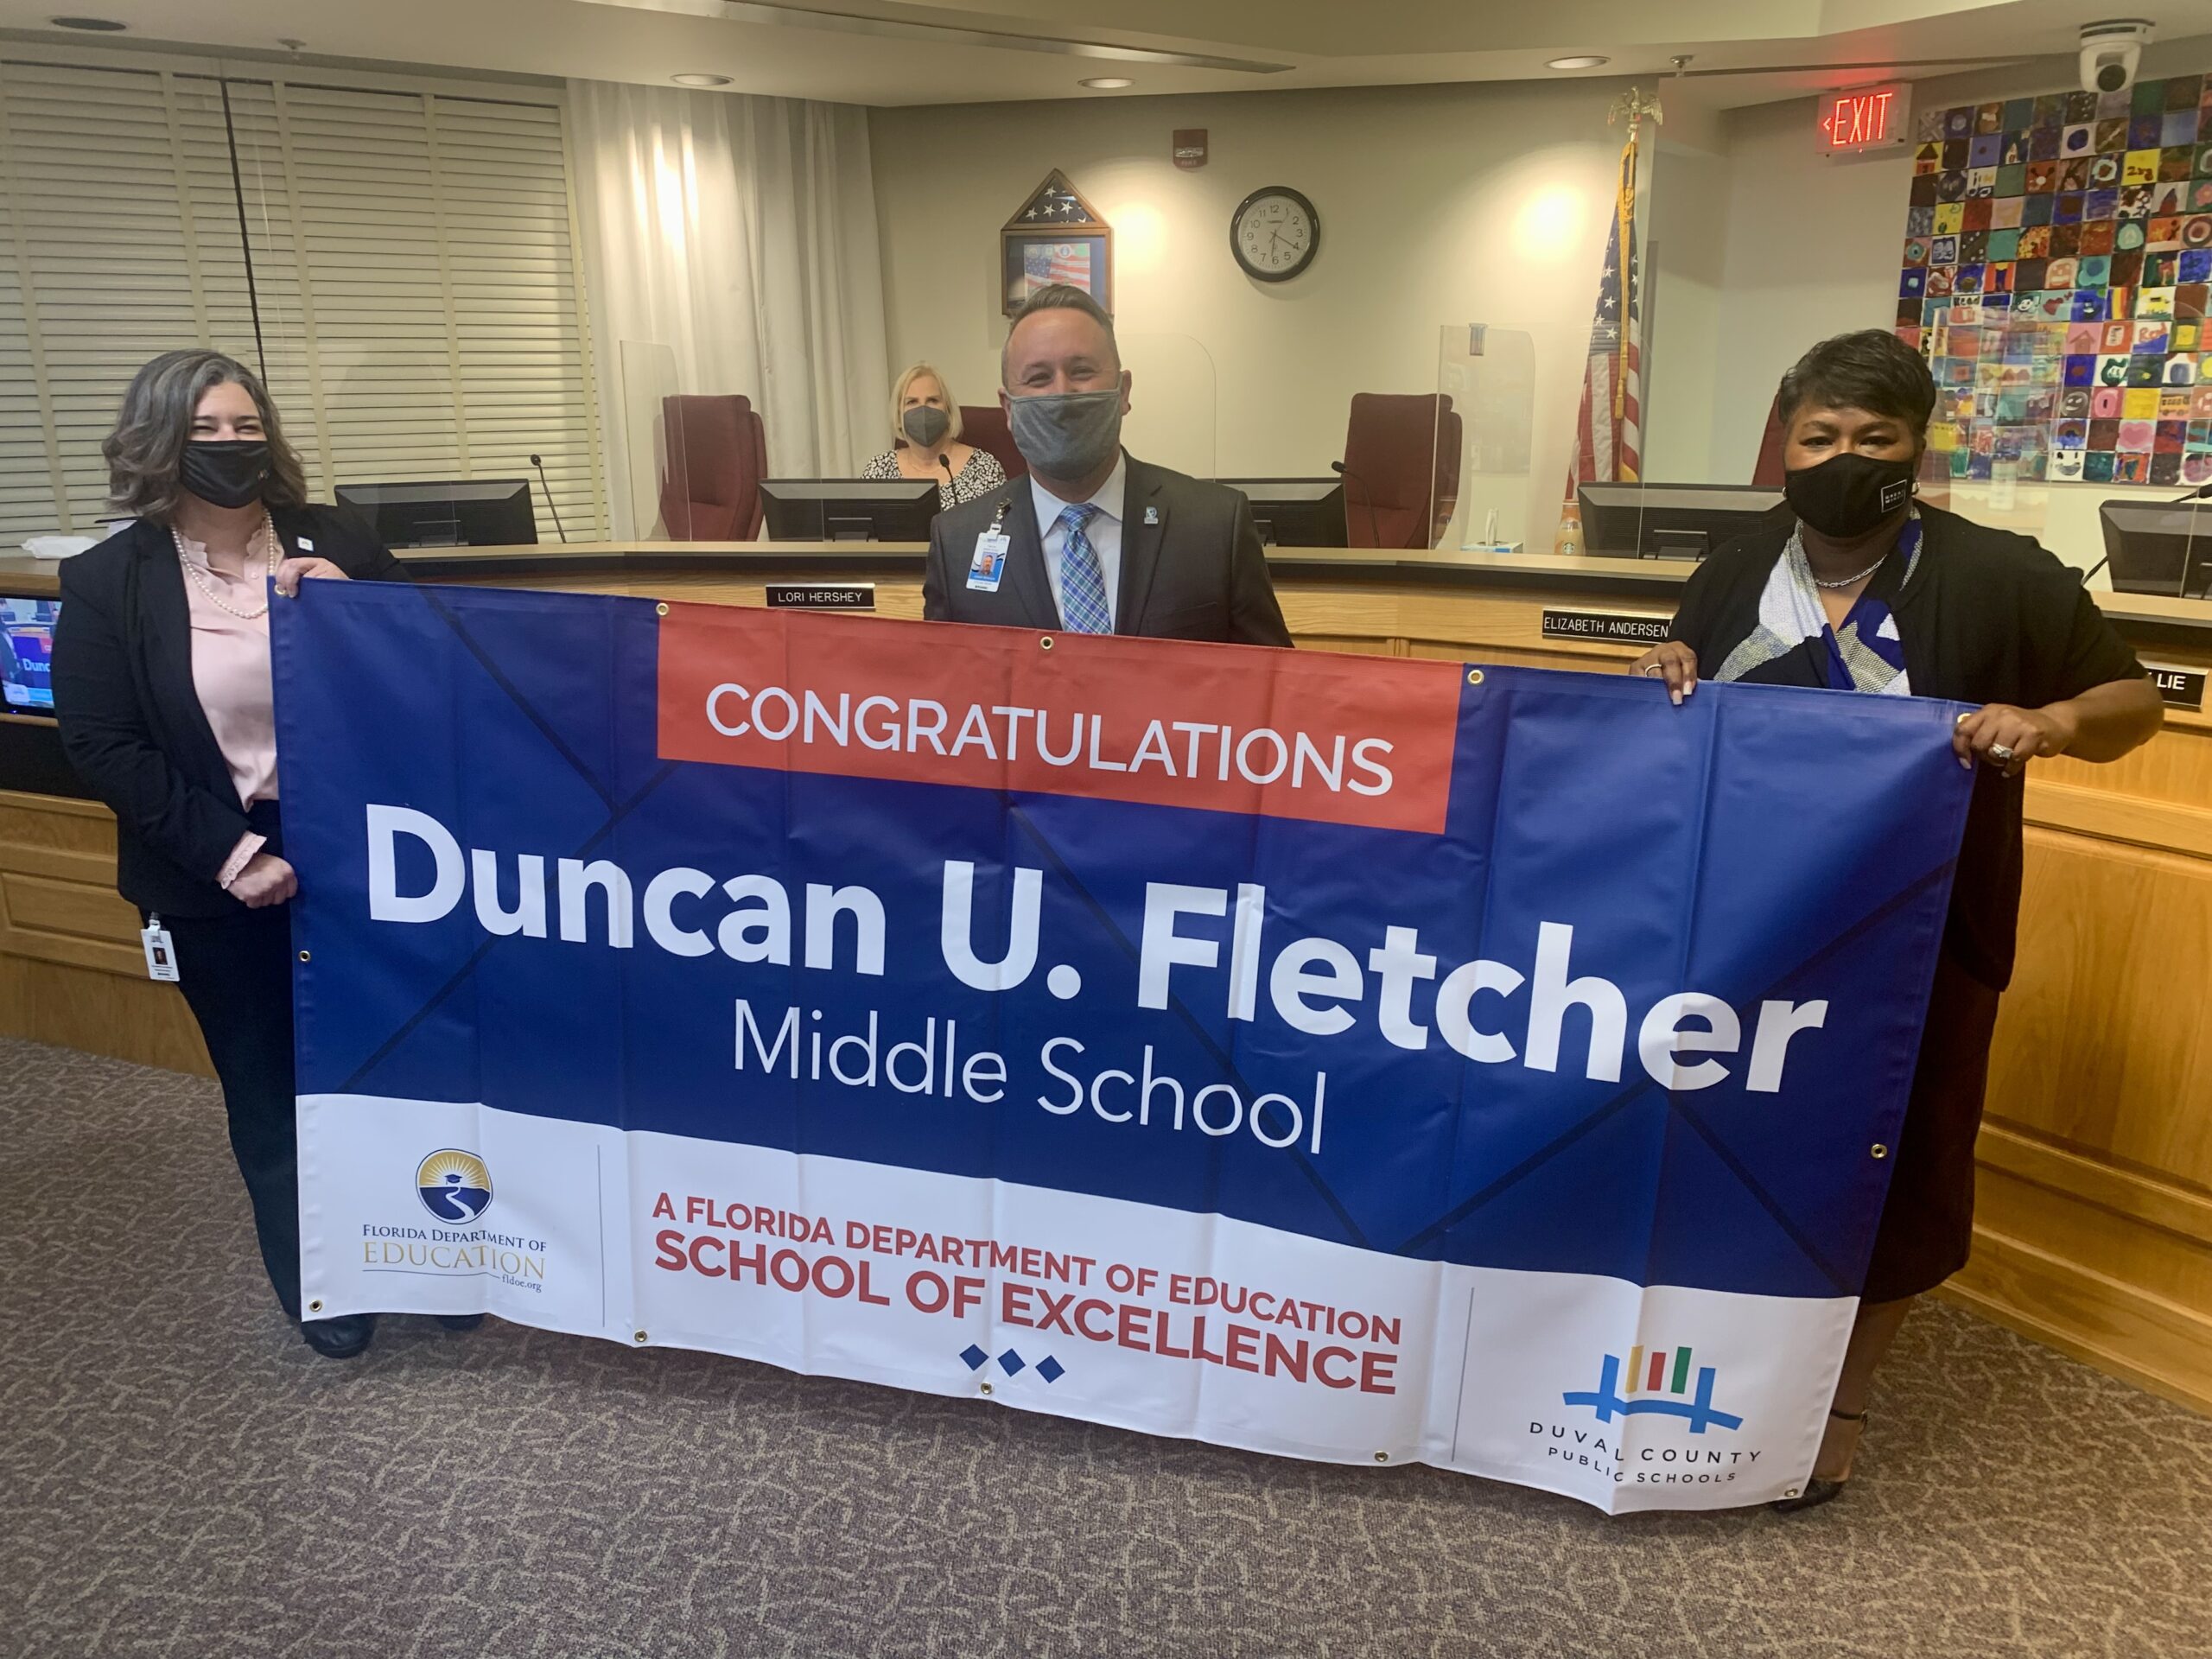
[{"xmin": 1714, "ymin": 511, "xmax": 1923, "ymax": 696}]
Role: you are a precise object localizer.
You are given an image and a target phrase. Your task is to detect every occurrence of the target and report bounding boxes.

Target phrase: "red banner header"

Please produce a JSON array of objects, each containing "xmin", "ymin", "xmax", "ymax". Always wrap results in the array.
[{"xmin": 656, "ymin": 607, "xmax": 1463, "ymax": 834}]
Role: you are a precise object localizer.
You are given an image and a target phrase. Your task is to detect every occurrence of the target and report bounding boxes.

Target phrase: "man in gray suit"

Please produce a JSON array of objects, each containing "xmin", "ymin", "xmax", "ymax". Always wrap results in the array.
[{"xmin": 922, "ymin": 284, "xmax": 1291, "ymax": 646}]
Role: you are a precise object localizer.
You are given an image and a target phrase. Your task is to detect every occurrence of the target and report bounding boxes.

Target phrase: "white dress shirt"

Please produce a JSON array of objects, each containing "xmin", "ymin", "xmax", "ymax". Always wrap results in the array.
[{"xmin": 1032, "ymin": 453, "xmax": 1127, "ymax": 630}]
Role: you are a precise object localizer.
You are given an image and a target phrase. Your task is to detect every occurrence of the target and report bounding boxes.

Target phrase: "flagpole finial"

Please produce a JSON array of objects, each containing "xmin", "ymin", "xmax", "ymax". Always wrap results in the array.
[{"xmin": 1608, "ymin": 86, "xmax": 1665, "ymax": 131}]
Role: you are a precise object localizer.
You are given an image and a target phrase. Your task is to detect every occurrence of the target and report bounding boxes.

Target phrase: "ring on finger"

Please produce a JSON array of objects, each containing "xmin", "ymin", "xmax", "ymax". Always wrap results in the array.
[
  {"xmin": 1643, "ymin": 664, "xmax": 1663, "ymax": 677},
  {"xmin": 1988, "ymin": 742, "xmax": 2016, "ymax": 765}
]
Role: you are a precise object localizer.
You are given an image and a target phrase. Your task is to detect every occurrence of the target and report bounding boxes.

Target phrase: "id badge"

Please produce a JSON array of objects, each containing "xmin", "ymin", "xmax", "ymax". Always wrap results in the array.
[
  {"xmin": 142, "ymin": 916, "xmax": 180, "ymax": 982},
  {"xmin": 967, "ymin": 531, "xmax": 1010, "ymax": 592}
]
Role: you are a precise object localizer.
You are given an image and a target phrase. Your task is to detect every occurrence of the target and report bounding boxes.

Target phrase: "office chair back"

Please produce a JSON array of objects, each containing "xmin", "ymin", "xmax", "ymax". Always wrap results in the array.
[
  {"xmin": 1342, "ymin": 393, "xmax": 1461, "ymax": 549},
  {"xmin": 958, "ymin": 404, "xmax": 1028, "ymax": 481},
  {"xmin": 660, "ymin": 394, "xmax": 767, "ymax": 540}
]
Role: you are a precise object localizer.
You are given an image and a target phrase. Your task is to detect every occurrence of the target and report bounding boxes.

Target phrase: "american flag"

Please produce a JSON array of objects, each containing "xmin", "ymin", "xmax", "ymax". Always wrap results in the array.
[
  {"xmin": 1024, "ymin": 242, "xmax": 1090, "ymax": 295},
  {"xmin": 1565, "ymin": 124, "xmax": 1644, "ymax": 499}
]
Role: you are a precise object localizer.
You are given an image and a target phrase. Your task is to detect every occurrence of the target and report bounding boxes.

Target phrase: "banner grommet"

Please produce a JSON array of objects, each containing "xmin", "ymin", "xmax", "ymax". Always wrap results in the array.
[
  {"xmin": 297, "ymin": 950, "xmax": 310, "ymax": 963},
  {"xmin": 633, "ymin": 1330, "xmax": 649, "ymax": 1344},
  {"xmin": 1039, "ymin": 636, "xmax": 1055, "ymax": 651},
  {"xmin": 1373, "ymin": 1451, "xmax": 1389, "ymax": 1463},
  {"xmin": 307, "ymin": 1298, "xmax": 323, "ymax": 1314},
  {"xmin": 1870, "ymin": 1143, "xmax": 1890, "ymax": 1159},
  {"xmin": 980, "ymin": 1380, "xmax": 995, "ymax": 1395},
  {"xmin": 1467, "ymin": 669, "xmax": 1484, "ymax": 685},
  {"xmin": 656, "ymin": 602, "xmax": 670, "ymax": 617}
]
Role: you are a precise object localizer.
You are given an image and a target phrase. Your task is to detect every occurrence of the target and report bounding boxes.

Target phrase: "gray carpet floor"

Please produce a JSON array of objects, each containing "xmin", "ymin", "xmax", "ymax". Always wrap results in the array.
[{"xmin": 4, "ymin": 1035, "xmax": 2211, "ymax": 1659}]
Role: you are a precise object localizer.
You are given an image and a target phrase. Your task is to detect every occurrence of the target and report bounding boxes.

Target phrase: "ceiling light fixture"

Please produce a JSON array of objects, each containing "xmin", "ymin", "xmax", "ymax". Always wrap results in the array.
[
  {"xmin": 1079, "ymin": 77, "xmax": 1135, "ymax": 90},
  {"xmin": 1546, "ymin": 54, "xmax": 1610, "ymax": 70},
  {"xmin": 49, "ymin": 15, "xmax": 127, "ymax": 29},
  {"xmin": 671, "ymin": 72, "xmax": 735, "ymax": 86}
]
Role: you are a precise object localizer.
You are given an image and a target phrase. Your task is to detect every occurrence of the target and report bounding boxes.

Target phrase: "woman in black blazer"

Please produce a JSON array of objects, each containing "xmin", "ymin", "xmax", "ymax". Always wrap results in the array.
[
  {"xmin": 52, "ymin": 349, "xmax": 474, "ymax": 1360},
  {"xmin": 1633, "ymin": 331, "xmax": 2162, "ymax": 1508}
]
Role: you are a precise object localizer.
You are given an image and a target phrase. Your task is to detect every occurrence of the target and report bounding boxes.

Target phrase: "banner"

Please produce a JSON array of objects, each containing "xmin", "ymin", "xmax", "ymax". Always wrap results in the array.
[{"xmin": 278, "ymin": 583, "xmax": 1971, "ymax": 1513}]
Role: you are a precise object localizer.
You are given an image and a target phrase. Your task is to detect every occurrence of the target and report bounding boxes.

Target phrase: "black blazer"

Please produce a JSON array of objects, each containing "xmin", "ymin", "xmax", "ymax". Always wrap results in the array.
[
  {"xmin": 922, "ymin": 454, "xmax": 1293, "ymax": 646},
  {"xmin": 51, "ymin": 504, "xmax": 406, "ymax": 918},
  {"xmin": 1668, "ymin": 502, "xmax": 2146, "ymax": 991}
]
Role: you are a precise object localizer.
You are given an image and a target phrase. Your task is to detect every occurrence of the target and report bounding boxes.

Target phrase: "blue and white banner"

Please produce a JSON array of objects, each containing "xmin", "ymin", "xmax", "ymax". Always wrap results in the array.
[{"xmin": 278, "ymin": 582, "xmax": 1970, "ymax": 1512}]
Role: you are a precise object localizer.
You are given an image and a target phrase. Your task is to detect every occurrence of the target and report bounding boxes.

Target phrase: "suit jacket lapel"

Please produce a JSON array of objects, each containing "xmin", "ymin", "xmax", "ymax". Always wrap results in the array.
[
  {"xmin": 132, "ymin": 524, "xmax": 238, "ymax": 792},
  {"xmin": 1116, "ymin": 458, "xmax": 1166, "ymax": 634}
]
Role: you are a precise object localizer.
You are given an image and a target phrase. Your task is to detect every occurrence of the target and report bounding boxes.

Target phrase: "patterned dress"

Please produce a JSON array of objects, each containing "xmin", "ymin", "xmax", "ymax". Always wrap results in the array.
[{"xmin": 861, "ymin": 447, "xmax": 1008, "ymax": 511}]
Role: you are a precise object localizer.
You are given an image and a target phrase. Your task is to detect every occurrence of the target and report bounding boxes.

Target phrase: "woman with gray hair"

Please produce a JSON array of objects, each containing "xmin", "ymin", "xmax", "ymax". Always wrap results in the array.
[{"xmin": 51, "ymin": 350, "xmax": 466, "ymax": 1360}]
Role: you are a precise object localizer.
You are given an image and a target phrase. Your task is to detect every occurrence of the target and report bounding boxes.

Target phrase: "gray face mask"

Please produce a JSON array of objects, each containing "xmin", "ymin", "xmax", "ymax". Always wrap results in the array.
[
  {"xmin": 901, "ymin": 404, "xmax": 950, "ymax": 448},
  {"xmin": 1007, "ymin": 387, "xmax": 1122, "ymax": 480}
]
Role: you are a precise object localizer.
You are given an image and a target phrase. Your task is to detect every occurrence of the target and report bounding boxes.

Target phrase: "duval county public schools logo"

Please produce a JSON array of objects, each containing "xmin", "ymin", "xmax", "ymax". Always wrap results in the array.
[
  {"xmin": 1562, "ymin": 1344, "xmax": 1743, "ymax": 1434},
  {"xmin": 415, "ymin": 1149, "xmax": 493, "ymax": 1224}
]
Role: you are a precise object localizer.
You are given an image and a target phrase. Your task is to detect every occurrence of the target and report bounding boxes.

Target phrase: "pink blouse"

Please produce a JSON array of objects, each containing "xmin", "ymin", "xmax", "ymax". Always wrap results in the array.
[{"xmin": 175, "ymin": 533, "xmax": 276, "ymax": 885}]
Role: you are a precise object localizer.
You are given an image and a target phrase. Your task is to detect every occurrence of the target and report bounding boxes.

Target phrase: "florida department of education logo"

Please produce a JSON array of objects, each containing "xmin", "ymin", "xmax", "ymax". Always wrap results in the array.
[
  {"xmin": 1562, "ymin": 1343, "xmax": 1742, "ymax": 1434},
  {"xmin": 416, "ymin": 1149, "xmax": 493, "ymax": 1224}
]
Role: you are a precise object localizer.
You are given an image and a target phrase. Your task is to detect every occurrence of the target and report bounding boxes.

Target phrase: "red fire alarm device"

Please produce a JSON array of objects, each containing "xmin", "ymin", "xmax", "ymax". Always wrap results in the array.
[{"xmin": 1818, "ymin": 85, "xmax": 1906, "ymax": 156}]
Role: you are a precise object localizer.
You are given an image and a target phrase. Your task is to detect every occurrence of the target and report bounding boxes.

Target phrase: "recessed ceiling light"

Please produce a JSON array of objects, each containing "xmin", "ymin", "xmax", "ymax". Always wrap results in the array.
[
  {"xmin": 49, "ymin": 15, "xmax": 127, "ymax": 29},
  {"xmin": 671, "ymin": 73, "xmax": 734, "ymax": 87},
  {"xmin": 1079, "ymin": 77, "xmax": 1135, "ymax": 90},
  {"xmin": 1546, "ymin": 54, "xmax": 1610, "ymax": 70}
]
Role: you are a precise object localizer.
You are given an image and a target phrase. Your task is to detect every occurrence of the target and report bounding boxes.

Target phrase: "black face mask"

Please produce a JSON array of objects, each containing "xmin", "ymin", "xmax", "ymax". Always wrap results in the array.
[
  {"xmin": 1783, "ymin": 450, "xmax": 1916, "ymax": 538},
  {"xmin": 179, "ymin": 440, "xmax": 271, "ymax": 509}
]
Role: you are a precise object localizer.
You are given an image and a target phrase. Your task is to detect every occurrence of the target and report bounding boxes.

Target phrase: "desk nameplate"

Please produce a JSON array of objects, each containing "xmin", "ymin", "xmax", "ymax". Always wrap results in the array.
[
  {"xmin": 1540, "ymin": 609, "xmax": 1670, "ymax": 645},
  {"xmin": 2147, "ymin": 663, "xmax": 2206, "ymax": 710},
  {"xmin": 765, "ymin": 582, "xmax": 877, "ymax": 611}
]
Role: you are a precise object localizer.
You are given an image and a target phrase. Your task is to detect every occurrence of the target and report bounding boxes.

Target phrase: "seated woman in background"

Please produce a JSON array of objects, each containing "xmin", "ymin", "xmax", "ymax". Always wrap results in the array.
[
  {"xmin": 861, "ymin": 362, "xmax": 1007, "ymax": 507},
  {"xmin": 1633, "ymin": 329, "xmax": 2163, "ymax": 1510},
  {"xmin": 51, "ymin": 349, "xmax": 480, "ymax": 1362}
]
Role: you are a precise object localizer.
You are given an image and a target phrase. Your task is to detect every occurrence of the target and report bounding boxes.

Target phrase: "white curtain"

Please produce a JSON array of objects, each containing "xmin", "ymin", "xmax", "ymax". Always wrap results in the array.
[{"xmin": 569, "ymin": 79, "xmax": 890, "ymax": 537}]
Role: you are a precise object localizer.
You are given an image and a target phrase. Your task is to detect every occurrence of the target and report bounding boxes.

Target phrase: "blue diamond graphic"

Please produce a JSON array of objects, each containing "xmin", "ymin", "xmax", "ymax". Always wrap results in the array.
[
  {"xmin": 1036, "ymin": 1356, "xmax": 1065, "ymax": 1383},
  {"xmin": 959, "ymin": 1344, "xmax": 988, "ymax": 1370},
  {"xmin": 998, "ymin": 1349, "xmax": 1026, "ymax": 1376}
]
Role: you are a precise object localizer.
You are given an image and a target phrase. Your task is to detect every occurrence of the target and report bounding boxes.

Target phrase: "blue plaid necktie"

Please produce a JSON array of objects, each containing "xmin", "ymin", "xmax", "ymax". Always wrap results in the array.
[{"xmin": 1054, "ymin": 502, "xmax": 1112, "ymax": 634}]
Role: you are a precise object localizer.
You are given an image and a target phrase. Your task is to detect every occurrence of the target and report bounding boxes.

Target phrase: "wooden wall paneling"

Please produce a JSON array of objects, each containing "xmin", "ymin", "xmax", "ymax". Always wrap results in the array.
[{"xmin": 1989, "ymin": 833, "xmax": 2212, "ymax": 1189}]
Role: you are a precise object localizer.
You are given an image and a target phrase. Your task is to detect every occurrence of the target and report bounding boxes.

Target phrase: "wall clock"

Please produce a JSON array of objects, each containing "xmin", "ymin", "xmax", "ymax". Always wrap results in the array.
[{"xmin": 1230, "ymin": 186, "xmax": 1319, "ymax": 283}]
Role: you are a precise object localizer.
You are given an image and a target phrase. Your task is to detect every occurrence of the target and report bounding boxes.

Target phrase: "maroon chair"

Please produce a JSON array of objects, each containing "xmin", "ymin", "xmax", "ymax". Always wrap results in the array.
[
  {"xmin": 959, "ymin": 404, "xmax": 1027, "ymax": 481},
  {"xmin": 659, "ymin": 394, "xmax": 767, "ymax": 540},
  {"xmin": 1340, "ymin": 393, "xmax": 1460, "ymax": 549}
]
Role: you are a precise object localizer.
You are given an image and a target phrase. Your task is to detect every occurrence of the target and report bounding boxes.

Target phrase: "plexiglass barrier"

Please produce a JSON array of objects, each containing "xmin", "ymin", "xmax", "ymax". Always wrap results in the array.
[
  {"xmin": 1120, "ymin": 332, "xmax": 1218, "ymax": 482},
  {"xmin": 619, "ymin": 340, "xmax": 683, "ymax": 540},
  {"xmin": 1436, "ymin": 325, "xmax": 1535, "ymax": 553}
]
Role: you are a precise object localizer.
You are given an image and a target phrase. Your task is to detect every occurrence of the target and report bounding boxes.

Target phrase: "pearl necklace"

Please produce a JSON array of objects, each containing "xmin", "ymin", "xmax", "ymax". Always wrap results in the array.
[{"xmin": 175, "ymin": 512, "xmax": 279, "ymax": 620}]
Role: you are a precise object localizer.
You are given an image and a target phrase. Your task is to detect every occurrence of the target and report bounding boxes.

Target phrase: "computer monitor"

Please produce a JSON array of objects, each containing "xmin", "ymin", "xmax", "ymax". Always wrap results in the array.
[
  {"xmin": 2099, "ymin": 499, "xmax": 2212, "ymax": 597},
  {"xmin": 1580, "ymin": 483, "xmax": 1788, "ymax": 560},
  {"xmin": 1223, "ymin": 479, "xmax": 1347, "ymax": 547},
  {"xmin": 760, "ymin": 480, "xmax": 940, "ymax": 542},
  {"xmin": 1, "ymin": 595, "xmax": 59, "ymax": 715},
  {"xmin": 334, "ymin": 479, "xmax": 537, "ymax": 549}
]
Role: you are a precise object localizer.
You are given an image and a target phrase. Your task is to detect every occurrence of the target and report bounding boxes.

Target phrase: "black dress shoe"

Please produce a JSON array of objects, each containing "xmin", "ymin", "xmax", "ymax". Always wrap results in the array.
[
  {"xmin": 300, "ymin": 1313, "xmax": 377, "ymax": 1359},
  {"xmin": 435, "ymin": 1313, "xmax": 486, "ymax": 1332}
]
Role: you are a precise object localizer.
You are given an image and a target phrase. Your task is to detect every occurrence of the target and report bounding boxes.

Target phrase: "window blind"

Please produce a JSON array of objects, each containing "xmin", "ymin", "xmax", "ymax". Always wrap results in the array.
[{"xmin": 0, "ymin": 54, "xmax": 604, "ymax": 543}]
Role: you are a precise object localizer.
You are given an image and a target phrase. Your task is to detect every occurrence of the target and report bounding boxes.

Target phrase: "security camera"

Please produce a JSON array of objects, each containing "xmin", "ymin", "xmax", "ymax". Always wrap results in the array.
[{"xmin": 2079, "ymin": 19, "xmax": 2153, "ymax": 95}]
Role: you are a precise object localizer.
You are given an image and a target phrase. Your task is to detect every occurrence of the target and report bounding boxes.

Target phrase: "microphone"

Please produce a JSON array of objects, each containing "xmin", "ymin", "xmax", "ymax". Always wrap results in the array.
[
  {"xmin": 940, "ymin": 450, "xmax": 957, "ymax": 505},
  {"xmin": 529, "ymin": 453, "xmax": 569, "ymax": 543},
  {"xmin": 2079, "ymin": 481, "xmax": 2210, "ymax": 586},
  {"xmin": 1331, "ymin": 460, "xmax": 1382, "ymax": 548}
]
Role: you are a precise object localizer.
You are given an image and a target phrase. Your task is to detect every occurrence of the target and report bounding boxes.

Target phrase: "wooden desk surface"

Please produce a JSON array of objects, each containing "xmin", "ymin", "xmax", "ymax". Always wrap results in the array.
[{"xmin": 7, "ymin": 540, "xmax": 2209, "ymax": 635}]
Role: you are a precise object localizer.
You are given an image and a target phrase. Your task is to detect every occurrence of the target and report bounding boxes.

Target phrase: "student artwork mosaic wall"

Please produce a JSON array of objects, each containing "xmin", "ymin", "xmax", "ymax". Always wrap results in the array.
[{"xmin": 1898, "ymin": 73, "xmax": 2212, "ymax": 486}]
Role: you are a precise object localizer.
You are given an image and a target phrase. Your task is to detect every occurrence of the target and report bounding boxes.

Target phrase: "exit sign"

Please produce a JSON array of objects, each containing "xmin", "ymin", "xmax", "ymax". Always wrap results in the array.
[{"xmin": 1819, "ymin": 85, "xmax": 1906, "ymax": 155}]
